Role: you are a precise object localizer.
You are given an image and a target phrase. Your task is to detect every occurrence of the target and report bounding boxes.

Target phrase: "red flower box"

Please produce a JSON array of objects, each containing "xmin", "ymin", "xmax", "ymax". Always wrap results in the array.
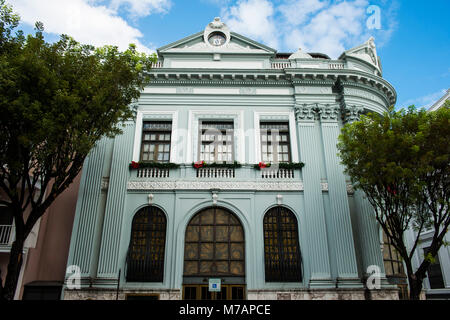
[
  {"xmin": 194, "ymin": 161, "xmax": 205, "ymax": 169},
  {"xmin": 130, "ymin": 161, "xmax": 139, "ymax": 169}
]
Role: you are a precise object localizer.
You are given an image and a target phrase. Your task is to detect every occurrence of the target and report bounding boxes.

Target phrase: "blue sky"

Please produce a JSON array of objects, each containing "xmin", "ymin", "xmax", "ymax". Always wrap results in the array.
[{"xmin": 9, "ymin": 0, "xmax": 450, "ymax": 109}]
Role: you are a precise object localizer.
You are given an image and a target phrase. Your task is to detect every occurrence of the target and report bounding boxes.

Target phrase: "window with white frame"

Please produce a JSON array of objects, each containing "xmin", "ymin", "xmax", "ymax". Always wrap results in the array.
[
  {"xmin": 141, "ymin": 121, "xmax": 172, "ymax": 162},
  {"xmin": 199, "ymin": 121, "xmax": 234, "ymax": 163},
  {"xmin": 260, "ymin": 122, "xmax": 291, "ymax": 163}
]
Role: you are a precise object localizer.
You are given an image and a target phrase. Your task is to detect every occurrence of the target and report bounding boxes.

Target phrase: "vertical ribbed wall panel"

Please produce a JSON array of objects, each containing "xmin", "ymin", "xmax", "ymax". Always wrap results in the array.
[
  {"xmin": 321, "ymin": 122, "xmax": 359, "ymax": 278},
  {"xmin": 297, "ymin": 122, "xmax": 332, "ymax": 281},
  {"xmin": 71, "ymin": 138, "xmax": 107, "ymax": 275},
  {"xmin": 97, "ymin": 123, "xmax": 134, "ymax": 277},
  {"xmin": 354, "ymin": 190, "xmax": 386, "ymax": 275}
]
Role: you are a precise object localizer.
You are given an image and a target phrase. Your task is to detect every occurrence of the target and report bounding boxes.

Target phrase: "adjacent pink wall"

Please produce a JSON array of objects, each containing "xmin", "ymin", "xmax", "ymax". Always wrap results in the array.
[
  {"xmin": 18, "ymin": 173, "xmax": 82, "ymax": 298},
  {"xmin": 0, "ymin": 253, "xmax": 9, "ymax": 287}
]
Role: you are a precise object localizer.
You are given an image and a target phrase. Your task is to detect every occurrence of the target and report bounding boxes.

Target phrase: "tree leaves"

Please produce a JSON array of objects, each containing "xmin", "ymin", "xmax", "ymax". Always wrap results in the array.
[
  {"xmin": 337, "ymin": 103, "xmax": 450, "ymax": 299},
  {"xmin": 0, "ymin": 2, "xmax": 157, "ymax": 298}
]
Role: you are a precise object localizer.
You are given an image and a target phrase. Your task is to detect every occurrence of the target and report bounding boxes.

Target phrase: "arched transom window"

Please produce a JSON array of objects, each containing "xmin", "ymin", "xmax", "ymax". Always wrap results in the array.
[{"xmin": 184, "ymin": 207, "xmax": 245, "ymax": 278}]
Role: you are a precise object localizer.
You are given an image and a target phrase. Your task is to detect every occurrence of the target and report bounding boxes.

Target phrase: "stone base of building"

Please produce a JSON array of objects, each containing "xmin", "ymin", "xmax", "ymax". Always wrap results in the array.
[
  {"xmin": 63, "ymin": 288, "xmax": 181, "ymax": 300},
  {"xmin": 247, "ymin": 288, "xmax": 400, "ymax": 300},
  {"xmin": 63, "ymin": 288, "xmax": 400, "ymax": 300}
]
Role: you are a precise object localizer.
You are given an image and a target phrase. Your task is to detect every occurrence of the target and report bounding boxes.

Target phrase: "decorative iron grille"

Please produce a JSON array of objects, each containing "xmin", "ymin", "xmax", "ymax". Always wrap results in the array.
[
  {"xmin": 126, "ymin": 206, "xmax": 166, "ymax": 282},
  {"xmin": 263, "ymin": 206, "xmax": 302, "ymax": 282}
]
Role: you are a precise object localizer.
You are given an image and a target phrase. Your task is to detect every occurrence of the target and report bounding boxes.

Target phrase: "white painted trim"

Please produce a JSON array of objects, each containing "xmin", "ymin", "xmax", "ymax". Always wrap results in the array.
[
  {"xmin": 254, "ymin": 112, "xmax": 261, "ymax": 164},
  {"xmin": 239, "ymin": 110, "xmax": 245, "ymax": 164},
  {"xmin": 253, "ymin": 111, "xmax": 299, "ymax": 163},
  {"xmin": 186, "ymin": 111, "xmax": 193, "ymax": 163},
  {"xmin": 132, "ymin": 111, "xmax": 179, "ymax": 163},
  {"xmin": 14, "ymin": 249, "xmax": 28, "ymax": 300},
  {"xmin": 289, "ymin": 111, "xmax": 300, "ymax": 163}
]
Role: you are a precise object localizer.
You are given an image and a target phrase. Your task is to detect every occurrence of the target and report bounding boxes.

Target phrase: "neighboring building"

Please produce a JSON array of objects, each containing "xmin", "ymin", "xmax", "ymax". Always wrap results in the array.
[
  {"xmin": 0, "ymin": 175, "xmax": 81, "ymax": 300},
  {"xmin": 63, "ymin": 18, "xmax": 399, "ymax": 300},
  {"xmin": 404, "ymin": 89, "xmax": 450, "ymax": 300},
  {"xmin": 428, "ymin": 89, "xmax": 450, "ymax": 112},
  {"xmin": 381, "ymin": 232, "xmax": 408, "ymax": 299}
]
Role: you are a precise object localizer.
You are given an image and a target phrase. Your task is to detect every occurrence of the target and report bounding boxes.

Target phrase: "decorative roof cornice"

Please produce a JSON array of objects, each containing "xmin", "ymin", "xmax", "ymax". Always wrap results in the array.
[{"xmin": 146, "ymin": 67, "xmax": 396, "ymax": 104}]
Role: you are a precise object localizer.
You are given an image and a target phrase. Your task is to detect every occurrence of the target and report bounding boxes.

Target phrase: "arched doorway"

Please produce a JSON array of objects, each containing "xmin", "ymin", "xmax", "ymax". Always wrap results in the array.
[{"xmin": 182, "ymin": 206, "xmax": 245, "ymax": 300}]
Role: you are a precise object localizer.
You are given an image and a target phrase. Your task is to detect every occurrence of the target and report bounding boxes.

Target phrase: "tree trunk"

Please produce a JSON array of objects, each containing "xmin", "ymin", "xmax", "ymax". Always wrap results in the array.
[
  {"xmin": 408, "ymin": 275, "xmax": 423, "ymax": 300},
  {"xmin": 1, "ymin": 238, "xmax": 24, "ymax": 300}
]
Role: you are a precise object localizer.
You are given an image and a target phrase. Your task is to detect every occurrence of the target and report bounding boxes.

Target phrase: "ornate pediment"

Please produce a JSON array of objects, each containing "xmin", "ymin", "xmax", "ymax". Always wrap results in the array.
[
  {"xmin": 163, "ymin": 38, "xmax": 270, "ymax": 54},
  {"xmin": 340, "ymin": 37, "xmax": 381, "ymax": 73},
  {"xmin": 157, "ymin": 17, "xmax": 276, "ymax": 56}
]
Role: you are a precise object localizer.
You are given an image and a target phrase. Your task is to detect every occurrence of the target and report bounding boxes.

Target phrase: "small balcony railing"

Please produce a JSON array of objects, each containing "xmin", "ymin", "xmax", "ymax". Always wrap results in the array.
[
  {"xmin": 196, "ymin": 167, "xmax": 235, "ymax": 178},
  {"xmin": 0, "ymin": 225, "xmax": 13, "ymax": 245},
  {"xmin": 129, "ymin": 165, "xmax": 302, "ymax": 182},
  {"xmin": 137, "ymin": 168, "xmax": 170, "ymax": 178},
  {"xmin": 270, "ymin": 60, "xmax": 292, "ymax": 69},
  {"xmin": 328, "ymin": 62, "xmax": 345, "ymax": 69},
  {"xmin": 150, "ymin": 61, "xmax": 163, "ymax": 68},
  {"xmin": 260, "ymin": 168, "xmax": 295, "ymax": 179}
]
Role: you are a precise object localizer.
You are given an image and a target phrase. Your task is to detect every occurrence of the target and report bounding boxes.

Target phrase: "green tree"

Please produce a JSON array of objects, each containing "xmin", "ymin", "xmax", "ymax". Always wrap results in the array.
[
  {"xmin": 338, "ymin": 102, "xmax": 450, "ymax": 300},
  {"xmin": 0, "ymin": 1, "xmax": 156, "ymax": 300}
]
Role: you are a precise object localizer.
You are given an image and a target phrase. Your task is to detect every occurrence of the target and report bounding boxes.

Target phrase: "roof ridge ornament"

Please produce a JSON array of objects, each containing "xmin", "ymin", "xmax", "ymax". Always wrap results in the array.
[
  {"xmin": 209, "ymin": 17, "xmax": 225, "ymax": 29},
  {"xmin": 289, "ymin": 48, "xmax": 313, "ymax": 60},
  {"xmin": 340, "ymin": 37, "xmax": 381, "ymax": 75}
]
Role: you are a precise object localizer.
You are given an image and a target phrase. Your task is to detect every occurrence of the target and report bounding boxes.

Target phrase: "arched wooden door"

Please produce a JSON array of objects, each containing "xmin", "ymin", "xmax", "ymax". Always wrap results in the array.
[{"xmin": 182, "ymin": 207, "xmax": 245, "ymax": 300}]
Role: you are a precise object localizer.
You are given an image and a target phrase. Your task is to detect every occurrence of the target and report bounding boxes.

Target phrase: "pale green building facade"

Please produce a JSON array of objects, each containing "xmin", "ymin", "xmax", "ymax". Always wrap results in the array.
[{"xmin": 63, "ymin": 18, "xmax": 399, "ymax": 300}]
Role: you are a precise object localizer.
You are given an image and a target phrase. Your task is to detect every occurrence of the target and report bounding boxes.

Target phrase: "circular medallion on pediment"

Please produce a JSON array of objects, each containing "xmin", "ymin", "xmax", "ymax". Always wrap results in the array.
[{"xmin": 204, "ymin": 17, "xmax": 231, "ymax": 48}]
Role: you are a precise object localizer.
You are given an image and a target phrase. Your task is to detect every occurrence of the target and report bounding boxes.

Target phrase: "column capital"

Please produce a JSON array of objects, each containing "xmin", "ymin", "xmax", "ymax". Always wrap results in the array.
[
  {"xmin": 294, "ymin": 103, "xmax": 316, "ymax": 122},
  {"xmin": 342, "ymin": 105, "xmax": 364, "ymax": 124},
  {"xmin": 317, "ymin": 103, "xmax": 341, "ymax": 122}
]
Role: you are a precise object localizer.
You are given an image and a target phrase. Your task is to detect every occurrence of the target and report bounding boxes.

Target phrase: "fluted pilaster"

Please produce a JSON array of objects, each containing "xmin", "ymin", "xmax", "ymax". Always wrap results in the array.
[
  {"xmin": 69, "ymin": 138, "xmax": 108, "ymax": 276},
  {"xmin": 294, "ymin": 104, "xmax": 333, "ymax": 288},
  {"xmin": 341, "ymin": 105, "xmax": 389, "ymax": 285},
  {"xmin": 97, "ymin": 123, "xmax": 135, "ymax": 278},
  {"xmin": 318, "ymin": 104, "xmax": 361, "ymax": 287}
]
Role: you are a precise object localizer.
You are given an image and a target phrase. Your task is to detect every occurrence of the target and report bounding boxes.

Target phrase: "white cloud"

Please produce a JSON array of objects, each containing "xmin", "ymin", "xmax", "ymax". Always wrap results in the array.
[
  {"xmin": 401, "ymin": 89, "xmax": 447, "ymax": 109},
  {"xmin": 221, "ymin": 0, "xmax": 398, "ymax": 59},
  {"xmin": 284, "ymin": 0, "xmax": 368, "ymax": 58},
  {"xmin": 10, "ymin": 0, "xmax": 170, "ymax": 53},
  {"xmin": 278, "ymin": 0, "xmax": 327, "ymax": 25},
  {"xmin": 109, "ymin": 0, "xmax": 171, "ymax": 18},
  {"xmin": 221, "ymin": 0, "xmax": 279, "ymax": 49}
]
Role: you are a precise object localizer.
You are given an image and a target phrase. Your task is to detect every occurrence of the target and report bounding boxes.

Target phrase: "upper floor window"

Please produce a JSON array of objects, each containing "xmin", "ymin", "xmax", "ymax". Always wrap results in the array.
[
  {"xmin": 260, "ymin": 122, "xmax": 291, "ymax": 163},
  {"xmin": 424, "ymin": 247, "xmax": 445, "ymax": 289},
  {"xmin": 199, "ymin": 121, "xmax": 234, "ymax": 163},
  {"xmin": 141, "ymin": 121, "xmax": 172, "ymax": 163}
]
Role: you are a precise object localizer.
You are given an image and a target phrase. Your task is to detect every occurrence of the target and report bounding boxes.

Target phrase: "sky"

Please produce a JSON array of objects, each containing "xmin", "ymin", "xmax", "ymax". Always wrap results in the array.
[{"xmin": 7, "ymin": 0, "xmax": 450, "ymax": 109}]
